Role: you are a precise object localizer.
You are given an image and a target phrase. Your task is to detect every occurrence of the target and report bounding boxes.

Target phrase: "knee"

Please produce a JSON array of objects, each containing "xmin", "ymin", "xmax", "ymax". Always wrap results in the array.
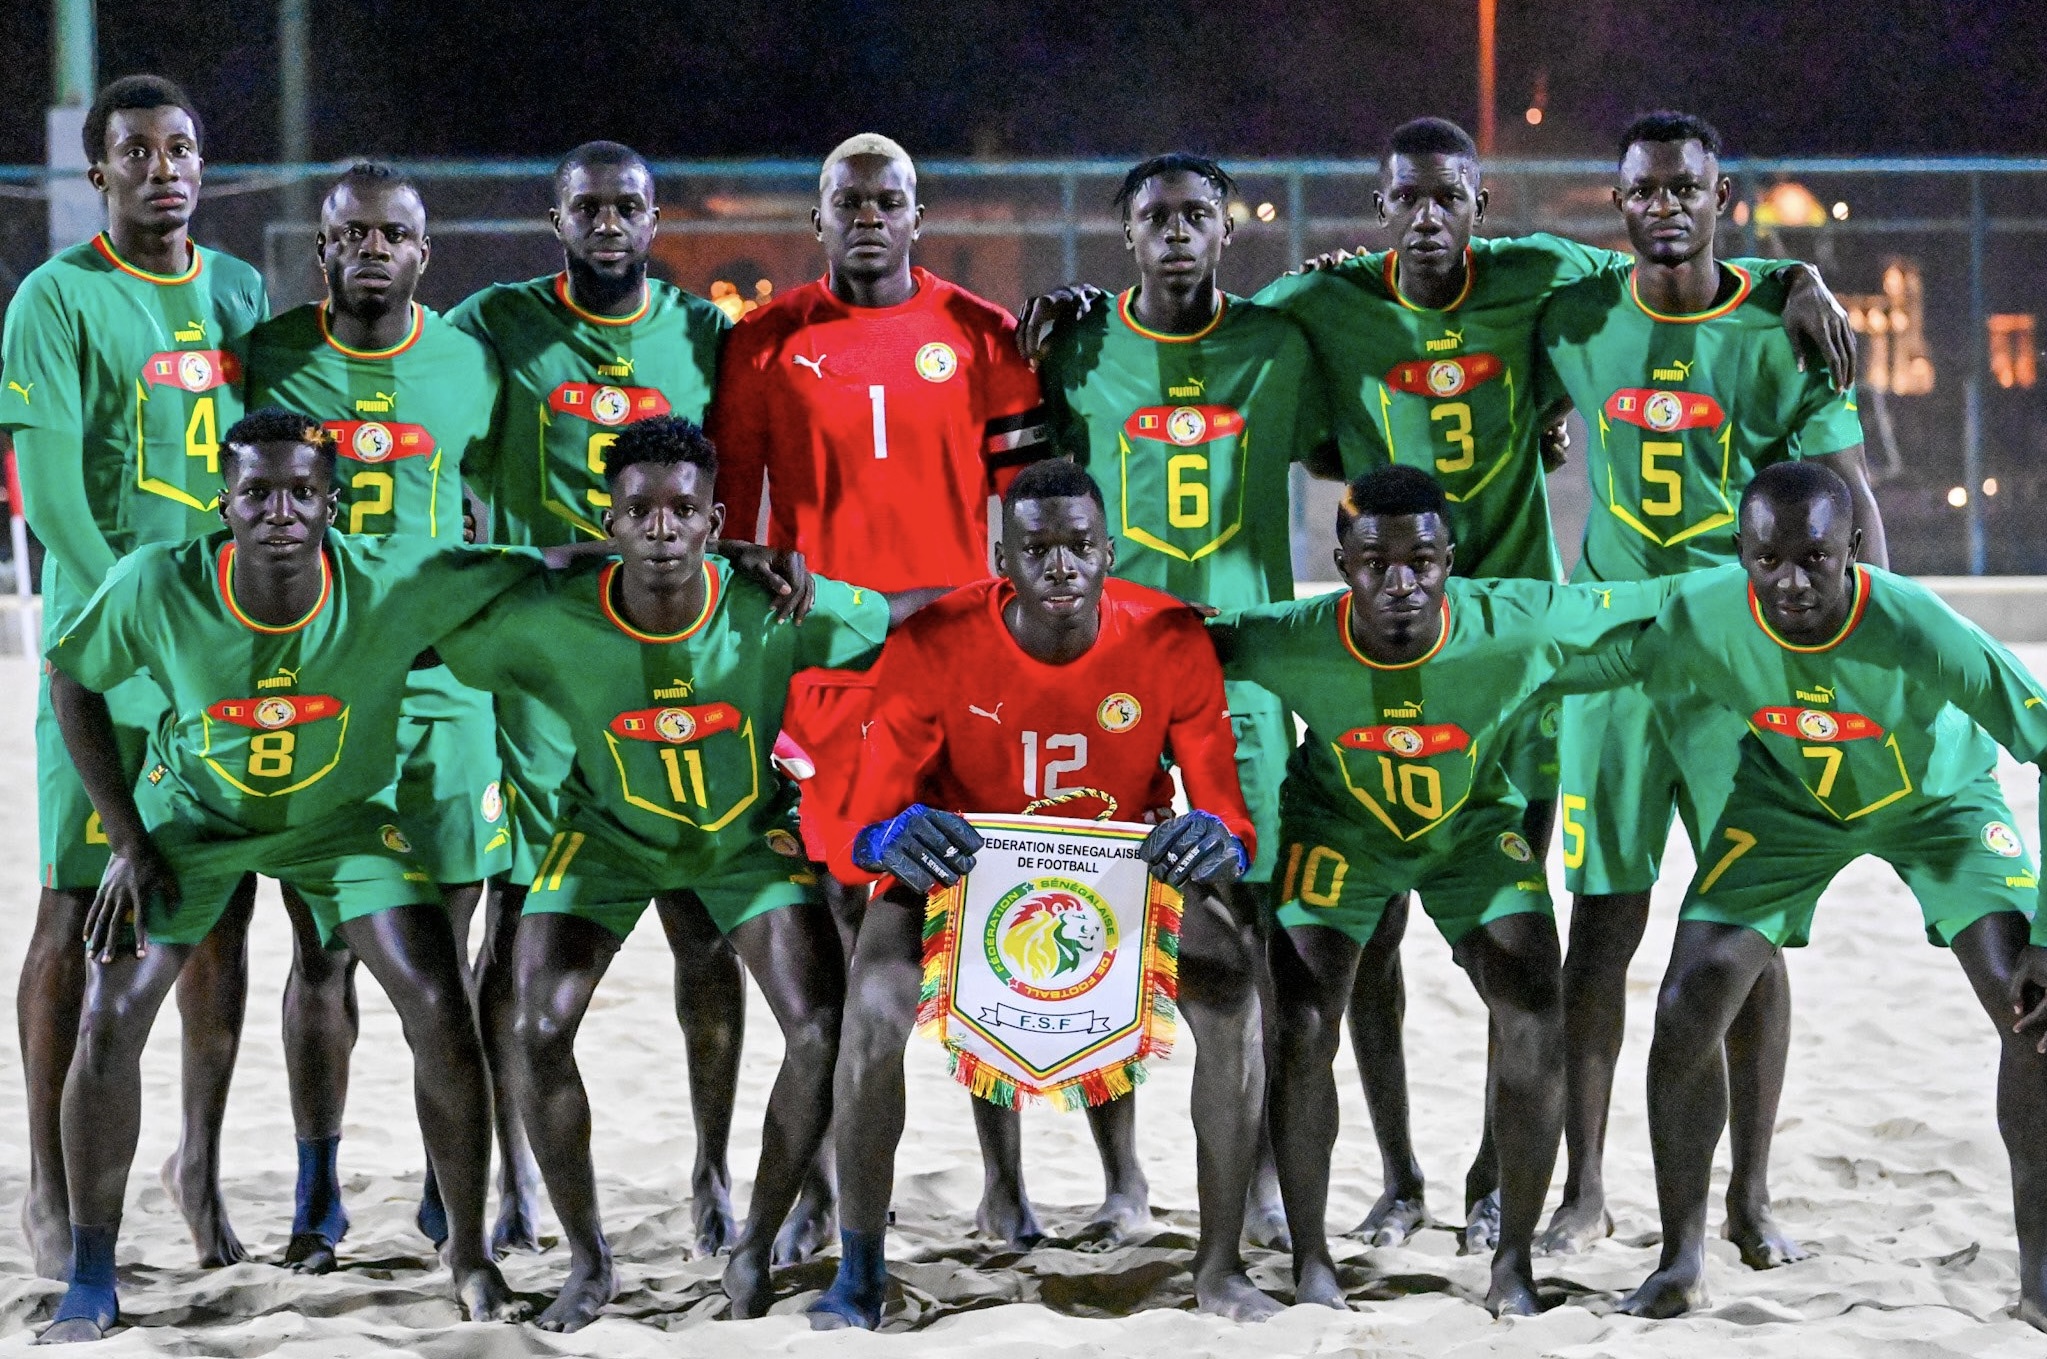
[
  {"xmin": 781, "ymin": 1005, "xmax": 843, "ymax": 1069},
  {"xmin": 398, "ymin": 978, "xmax": 480, "ymax": 1051},
  {"xmin": 73, "ymin": 994, "xmax": 150, "ymax": 1073}
]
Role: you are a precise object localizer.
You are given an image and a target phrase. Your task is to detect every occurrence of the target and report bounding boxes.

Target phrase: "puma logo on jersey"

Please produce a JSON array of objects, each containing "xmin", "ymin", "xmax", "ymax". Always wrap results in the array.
[
  {"xmin": 1380, "ymin": 699, "xmax": 1425, "ymax": 719},
  {"xmin": 354, "ymin": 391, "xmax": 398, "ymax": 414},
  {"xmin": 1424, "ymin": 328, "xmax": 1464, "ymax": 353},
  {"xmin": 597, "ymin": 356, "xmax": 634, "ymax": 379},
  {"xmin": 1167, "ymin": 376, "xmax": 1206, "ymax": 398},
  {"xmin": 6, "ymin": 381, "xmax": 31, "ymax": 404},
  {"xmin": 174, "ymin": 319, "xmax": 207, "ymax": 342},
  {"xmin": 1651, "ymin": 357, "xmax": 1696, "ymax": 382},
  {"xmin": 793, "ymin": 354, "xmax": 827, "ymax": 379},
  {"xmin": 256, "ymin": 665, "xmax": 301, "ymax": 691},
  {"xmin": 2028, "ymin": 696, "xmax": 2044, "ymax": 709},
  {"xmin": 653, "ymin": 677, "xmax": 695, "ymax": 699},
  {"xmin": 968, "ymin": 702, "xmax": 1004, "ymax": 724},
  {"xmin": 1796, "ymin": 684, "xmax": 1836, "ymax": 705}
]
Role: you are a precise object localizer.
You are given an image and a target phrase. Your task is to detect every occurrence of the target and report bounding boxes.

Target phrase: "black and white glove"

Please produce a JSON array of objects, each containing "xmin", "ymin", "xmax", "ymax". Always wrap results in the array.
[
  {"xmin": 851, "ymin": 804, "xmax": 984, "ymax": 894},
  {"xmin": 1140, "ymin": 811, "xmax": 1248, "ymax": 889}
]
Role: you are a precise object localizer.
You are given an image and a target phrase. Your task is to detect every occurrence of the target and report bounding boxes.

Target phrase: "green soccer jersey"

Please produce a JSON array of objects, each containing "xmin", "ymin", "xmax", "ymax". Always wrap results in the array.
[
  {"xmin": 46, "ymin": 531, "xmax": 543, "ymax": 836},
  {"xmin": 245, "ymin": 301, "xmax": 496, "ymax": 541},
  {"xmin": 437, "ymin": 557, "xmax": 889, "ymax": 871},
  {"xmin": 448, "ymin": 274, "xmax": 729, "ymax": 547},
  {"xmin": 1542, "ymin": 262, "xmax": 1864, "ymax": 584},
  {"xmin": 0, "ymin": 234, "xmax": 268, "ymax": 623},
  {"xmin": 1255, "ymin": 234, "xmax": 1624, "ymax": 581},
  {"xmin": 1212, "ymin": 576, "xmax": 1671, "ymax": 851},
  {"xmin": 1039, "ymin": 289, "xmax": 1328, "ymax": 609},
  {"xmin": 1629, "ymin": 563, "xmax": 2047, "ymax": 937}
]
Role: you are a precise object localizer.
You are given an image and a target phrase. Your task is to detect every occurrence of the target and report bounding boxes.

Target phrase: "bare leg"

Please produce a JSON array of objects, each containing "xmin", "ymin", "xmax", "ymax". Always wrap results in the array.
[
  {"xmin": 1540, "ymin": 890, "xmax": 1649, "ymax": 1253},
  {"xmin": 340, "ymin": 904, "xmax": 522, "ymax": 1324},
  {"xmin": 1345, "ymin": 894, "xmax": 1428, "ymax": 1245},
  {"xmin": 279, "ymin": 884, "xmax": 359, "ymax": 1272},
  {"xmin": 1460, "ymin": 1022, "xmax": 1502, "ymax": 1256},
  {"xmin": 774, "ymin": 872, "xmax": 861, "ymax": 1268},
  {"xmin": 1721, "ymin": 952, "xmax": 1804, "ymax": 1267},
  {"xmin": 1078, "ymin": 1094, "xmax": 1151, "ymax": 1245},
  {"xmin": 1269, "ymin": 920, "xmax": 1363, "ymax": 1310},
  {"xmin": 477, "ymin": 880, "xmax": 541, "ymax": 1256},
  {"xmin": 18, "ymin": 888, "xmax": 92, "ymax": 1279},
  {"xmin": 1619, "ymin": 921, "xmax": 1779, "ymax": 1318},
  {"xmin": 654, "ymin": 895, "xmax": 744, "ymax": 1257},
  {"xmin": 163, "ymin": 875, "xmax": 255, "ymax": 1268},
  {"xmin": 719, "ymin": 898, "xmax": 845, "ymax": 1318},
  {"xmin": 969, "ymin": 1097, "xmax": 1045, "ymax": 1247}
]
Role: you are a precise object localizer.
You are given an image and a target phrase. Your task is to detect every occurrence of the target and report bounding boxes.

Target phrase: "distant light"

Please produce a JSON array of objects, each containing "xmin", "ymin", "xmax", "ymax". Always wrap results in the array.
[
  {"xmin": 1255, "ymin": 201, "xmax": 1277, "ymax": 223},
  {"xmin": 1525, "ymin": 106, "xmax": 1544, "ymax": 126},
  {"xmin": 1984, "ymin": 477, "xmax": 2000, "ymax": 496},
  {"xmin": 1733, "ymin": 200, "xmax": 1751, "ymax": 226},
  {"xmin": 1948, "ymin": 486, "xmax": 1969, "ymax": 507},
  {"xmin": 1831, "ymin": 200, "xmax": 1850, "ymax": 221}
]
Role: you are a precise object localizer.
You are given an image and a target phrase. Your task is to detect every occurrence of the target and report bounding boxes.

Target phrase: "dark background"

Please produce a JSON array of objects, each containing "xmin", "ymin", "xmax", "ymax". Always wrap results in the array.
[{"xmin": 1, "ymin": 0, "xmax": 2042, "ymax": 163}]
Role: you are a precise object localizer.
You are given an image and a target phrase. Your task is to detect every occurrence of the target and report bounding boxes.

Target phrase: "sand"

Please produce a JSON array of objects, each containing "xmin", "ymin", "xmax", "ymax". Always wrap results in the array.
[{"xmin": 0, "ymin": 647, "xmax": 2041, "ymax": 1357}]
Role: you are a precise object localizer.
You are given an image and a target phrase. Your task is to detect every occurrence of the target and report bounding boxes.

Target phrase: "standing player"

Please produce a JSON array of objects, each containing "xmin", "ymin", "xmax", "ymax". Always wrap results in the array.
[
  {"xmin": 0, "ymin": 74, "xmax": 266, "ymax": 1276},
  {"xmin": 1214, "ymin": 464, "xmax": 1673, "ymax": 1316},
  {"xmin": 1537, "ymin": 111, "xmax": 1889, "ymax": 1261},
  {"xmin": 707, "ymin": 134, "xmax": 1062, "ymax": 1253},
  {"xmin": 39, "ymin": 410, "xmax": 545, "ymax": 1340},
  {"xmin": 813, "ymin": 460, "xmax": 1269, "ymax": 1327},
  {"xmin": 450, "ymin": 141, "xmax": 749, "ymax": 1254},
  {"xmin": 436, "ymin": 418, "xmax": 933, "ymax": 1328},
  {"xmin": 1035, "ymin": 152, "xmax": 1336, "ymax": 1243},
  {"xmin": 245, "ymin": 162, "xmax": 523, "ymax": 1266},
  {"xmin": 1603, "ymin": 462, "xmax": 2047, "ymax": 1329}
]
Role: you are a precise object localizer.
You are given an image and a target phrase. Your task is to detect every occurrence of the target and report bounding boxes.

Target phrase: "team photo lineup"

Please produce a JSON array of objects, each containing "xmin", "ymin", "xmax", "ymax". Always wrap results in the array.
[{"xmin": 4, "ymin": 67, "xmax": 2047, "ymax": 1345}]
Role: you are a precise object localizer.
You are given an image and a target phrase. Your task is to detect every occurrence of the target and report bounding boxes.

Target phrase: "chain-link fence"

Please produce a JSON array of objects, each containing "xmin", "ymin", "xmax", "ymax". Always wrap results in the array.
[{"xmin": 2, "ymin": 156, "xmax": 2044, "ymax": 581}]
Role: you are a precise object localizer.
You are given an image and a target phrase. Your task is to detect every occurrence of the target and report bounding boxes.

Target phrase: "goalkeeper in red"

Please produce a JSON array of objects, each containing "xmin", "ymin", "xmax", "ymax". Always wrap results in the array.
[
  {"xmin": 1606, "ymin": 461, "xmax": 2047, "ymax": 1329},
  {"xmin": 812, "ymin": 460, "xmax": 1271, "ymax": 1327}
]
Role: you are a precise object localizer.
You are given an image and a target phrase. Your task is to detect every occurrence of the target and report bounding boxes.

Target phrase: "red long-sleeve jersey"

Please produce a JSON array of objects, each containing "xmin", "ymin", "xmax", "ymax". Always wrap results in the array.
[
  {"xmin": 705, "ymin": 269, "xmax": 1049, "ymax": 591},
  {"xmin": 831, "ymin": 577, "xmax": 1254, "ymax": 883}
]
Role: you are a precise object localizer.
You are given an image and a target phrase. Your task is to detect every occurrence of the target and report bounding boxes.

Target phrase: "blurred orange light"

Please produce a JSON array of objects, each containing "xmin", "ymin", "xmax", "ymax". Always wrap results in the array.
[
  {"xmin": 1524, "ymin": 107, "xmax": 1543, "ymax": 126},
  {"xmin": 1947, "ymin": 486, "xmax": 1969, "ymax": 508}
]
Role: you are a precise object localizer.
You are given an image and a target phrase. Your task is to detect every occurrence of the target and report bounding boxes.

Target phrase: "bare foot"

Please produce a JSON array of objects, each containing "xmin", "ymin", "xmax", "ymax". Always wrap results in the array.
[
  {"xmin": 1458, "ymin": 1190, "xmax": 1500, "ymax": 1257},
  {"xmin": 976, "ymin": 1189, "xmax": 1045, "ymax": 1250},
  {"xmin": 1724, "ymin": 1203, "xmax": 1809, "ymax": 1270},
  {"xmin": 1075, "ymin": 1187, "xmax": 1152, "ymax": 1249},
  {"xmin": 692, "ymin": 1169, "xmax": 736, "ymax": 1258},
  {"xmin": 490, "ymin": 1189, "xmax": 543, "ymax": 1259},
  {"xmin": 1536, "ymin": 1198, "xmax": 1614, "ymax": 1256},
  {"xmin": 455, "ymin": 1260, "xmax": 530, "ymax": 1323},
  {"xmin": 161, "ymin": 1152, "xmax": 246, "ymax": 1267},
  {"xmin": 2017, "ymin": 1296, "xmax": 2047, "ymax": 1332},
  {"xmin": 534, "ymin": 1256, "xmax": 614, "ymax": 1331},
  {"xmin": 1292, "ymin": 1255, "xmax": 1347, "ymax": 1310},
  {"xmin": 1348, "ymin": 1189, "xmax": 1428, "ymax": 1248},
  {"xmin": 1618, "ymin": 1260, "xmax": 1709, "ymax": 1318},
  {"xmin": 772, "ymin": 1176, "xmax": 837, "ymax": 1267},
  {"xmin": 1242, "ymin": 1184, "xmax": 1290, "ymax": 1252},
  {"xmin": 284, "ymin": 1232, "xmax": 339, "ymax": 1274},
  {"xmin": 1486, "ymin": 1260, "xmax": 1541, "ymax": 1317},
  {"xmin": 21, "ymin": 1180, "xmax": 70, "ymax": 1281},
  {"xmin": 723, "ymin": 1244, "xmax": 774, "ymax": 1319},
  {"xmin": 1194, "ymin": 1267, "xmax": 1284, "ymax": 1321}
]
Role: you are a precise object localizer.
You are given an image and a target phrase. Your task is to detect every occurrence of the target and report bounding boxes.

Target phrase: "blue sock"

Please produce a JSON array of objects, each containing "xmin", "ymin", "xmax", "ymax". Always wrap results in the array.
[
  {"xmin": 291, "ymin": 1135, "xmax": 349, "ymax": 1243},
  {"xmin": 416, "ymin": 1159, "xmax": 448, "ymax": 1247},
  {"xmin": 50, "ymin": 1222, "xmax": 119, "ymax": 1332},
  {"xmin": 808, "ymin": 1229, "xmax": 889, "ymax": 1328}
]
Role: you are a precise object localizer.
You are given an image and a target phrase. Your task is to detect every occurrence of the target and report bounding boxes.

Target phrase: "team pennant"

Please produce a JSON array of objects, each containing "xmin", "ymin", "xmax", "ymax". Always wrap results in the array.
[
  {"xmin": 143, "ymin": 350, "xmax": 240, "ymax": 393},
  {"xmin": 610, "ymin": 701, "xmax": 742, "ymax": 745}
]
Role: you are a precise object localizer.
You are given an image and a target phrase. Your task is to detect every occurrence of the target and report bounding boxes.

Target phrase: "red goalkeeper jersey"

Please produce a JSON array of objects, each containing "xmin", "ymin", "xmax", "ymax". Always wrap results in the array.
[
  {"xmin": 831, "ymin": 577, "xmax": 1254, "ymax": 882},
  {"xmin": 706, "ymin": 269, "xmax": 1049, "ymax": 592}
]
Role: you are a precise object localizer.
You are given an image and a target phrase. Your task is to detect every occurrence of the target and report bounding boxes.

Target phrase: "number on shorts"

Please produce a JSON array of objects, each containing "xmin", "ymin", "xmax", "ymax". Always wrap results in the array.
[
  {"xmin": 1280, "ymin": 843, "xmax": 1348, "ymax": 907},
  {"xmin": 1561, "ymin": 793, "xmax": 1588, "ymax": 869},
  {"xmin": 1698, "ymin": 827, "xmax": 1758, "ymax": 894}
]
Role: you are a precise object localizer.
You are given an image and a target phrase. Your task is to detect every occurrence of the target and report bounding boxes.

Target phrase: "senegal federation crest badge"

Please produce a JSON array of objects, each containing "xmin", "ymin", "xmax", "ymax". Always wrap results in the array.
[
  {"xmin": 920, "ymin": 814, "xmax": 1180, "ymax": 1110},
  {"xmin": 915, "ymin": 342, "xmax": 958, "ymax": 383},
  {"xmin": 1983, "ymin": 821, "xmax": 2024, "ymax": 858},
  {"xmin": 1097, "ymin": 693, "xmax": 1142, "ymax": 733},
  {"xmin": 379, "ymin": 824, "xmax": 413, "ymax": 854}
]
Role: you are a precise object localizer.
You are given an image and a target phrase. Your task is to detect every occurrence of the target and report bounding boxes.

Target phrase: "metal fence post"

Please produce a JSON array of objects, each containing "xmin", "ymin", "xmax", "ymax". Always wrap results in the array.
[{"xmin": 1964, "ymin": 172, "xmax": 1987, "ymax": 575}]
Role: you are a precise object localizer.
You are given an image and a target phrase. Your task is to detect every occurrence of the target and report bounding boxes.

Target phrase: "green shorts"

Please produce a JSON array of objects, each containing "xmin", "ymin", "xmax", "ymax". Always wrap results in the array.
[
  {"xmin": 137, "ymin": 796, "xmax": 438, "ymax": 947},
  {"xmin": 1560, "ymin": 682, "xmax": 1736, "ymax": 896},
  {"xmin": 36, "ymin": 667, "xmax": 164, "ymax": 891},
  {"xmin": 524, "ymin": 822, "xmax": 819, "ymax": 939},
  {"xmin": 383, "ymin": 671, "xmax": 510, "ymax": 885},
  {"xmin": 494, "ymin": 688, "xmax": 576, "ymax": 885},
  {"xmin": 1682, "ymin": 777, "xmax": 2038, "ymax": 950},
  {"xmin": 1497, "ymin": 692, "xmax": 1562, "ymax": 807},
  {"xmin": 1225, "ymin": 680, "xmax": 1292, "ymax": 884},
  {"xmin": 1272, "ymin": 788, "xmax": 1552, "ymax": 947}
]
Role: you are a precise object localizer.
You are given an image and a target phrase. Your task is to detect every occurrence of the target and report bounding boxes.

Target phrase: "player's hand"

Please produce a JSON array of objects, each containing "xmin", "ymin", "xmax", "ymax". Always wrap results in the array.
[
  {"xmin": 2010, "ymin": 944, "xmax": 2047, "ymax": 1054},
  {"xmin": 1140, "ymin": 811, "xmax": 1248, "ymax": 890},
  {"xmin": 1782, "ymin": 261, "xmax": 1857, "ymax": 392},
  {"xmin": 852, "ymin": 804, "xmax": 983, "ymax": 894},
  {"xmin": 1540, "ymin": 417, "xmax": 1571, "ymax": 472},
  {"xmin": 1016, "ymin": 284, "xmax": 1107, "ymax": 366},
  {"xmin": 85, "ymin": 836, "xmax": 177, "ymax": 963},
  {"xmin": 718, "ymin": 541, "xmax": 815, "ymax": 622},
  {"xmin": 1293, "ymin": 247, "xmax": 1358, "ymax": 274}
]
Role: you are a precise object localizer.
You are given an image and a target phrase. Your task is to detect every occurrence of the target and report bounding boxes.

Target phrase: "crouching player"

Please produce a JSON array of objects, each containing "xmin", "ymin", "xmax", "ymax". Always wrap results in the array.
[
  {"xmin": 433, "ymin": 416, "xmax": 936, "ymax": 1329},
  {"xmin": 1611, "ymin": 461, "xmax": 2047, "ymax": 1327},
  {"xmin": 814, "ymin": 459, "xmax": 1271, "ymax": 1326},
  {"xmin": 1209, "ymin": 466, "xmax": 1675, "ymax": 1315},
  {"xmin": 40, "ymin": 410, "xmax": 545, "ymax": 1341}
]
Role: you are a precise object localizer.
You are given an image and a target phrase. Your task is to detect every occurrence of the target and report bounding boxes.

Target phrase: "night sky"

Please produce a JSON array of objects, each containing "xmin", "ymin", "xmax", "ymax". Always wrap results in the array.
[{"xmin": 1, "ymin": 0, "xmax": 2042, "ymax": 164}]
